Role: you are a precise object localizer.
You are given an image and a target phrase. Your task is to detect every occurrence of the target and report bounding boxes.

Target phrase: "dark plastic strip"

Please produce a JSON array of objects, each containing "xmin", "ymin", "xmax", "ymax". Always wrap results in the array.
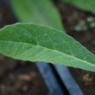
[
  {"xmin": 54, "ymin": 64, "xmax": 84, "ymax": 95},
  {"xmin": 36, "ymin": 62, "xmax": 64, "ymax": 95}
]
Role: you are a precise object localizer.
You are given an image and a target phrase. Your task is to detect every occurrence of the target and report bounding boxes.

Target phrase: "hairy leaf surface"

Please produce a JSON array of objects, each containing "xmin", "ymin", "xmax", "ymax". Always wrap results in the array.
[{"xmin": 0, "ymin": 23, "xmax": 95, "ymax": 72}]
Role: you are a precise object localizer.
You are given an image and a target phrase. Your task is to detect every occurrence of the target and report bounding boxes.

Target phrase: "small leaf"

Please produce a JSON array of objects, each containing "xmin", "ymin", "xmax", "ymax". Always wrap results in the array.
[
  {"xmin": 62, "ymin": 0, "xmax": 95, "ymax": 14},
  {"xmin": 0, "ymin": 23, "xmax": 95, "ymax": 72},
  {"xmin": 11, "ymin": 0, "xmax": 63, "ymax": 30}
]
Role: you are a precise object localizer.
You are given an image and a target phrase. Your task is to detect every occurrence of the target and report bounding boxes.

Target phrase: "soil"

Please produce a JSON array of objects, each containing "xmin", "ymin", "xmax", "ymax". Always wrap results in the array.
[
  {"xmin": 0, "ymin": 2, "xmax": 51, "ymax": 95},
  {"xmin": 54, "ymin": 0, "xmax": 95, "ymax": 95},
  {"xmin": 0, "ymin": 59, "xmax": 51, "ymax": 95}
]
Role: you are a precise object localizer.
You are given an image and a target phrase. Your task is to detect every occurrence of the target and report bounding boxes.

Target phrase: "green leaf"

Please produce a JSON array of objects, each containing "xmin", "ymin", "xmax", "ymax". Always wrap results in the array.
[
  {"xmin": 11, "ymin": 0, "xmax": 63, "ymax": 30},
  {"xmin": 0, "ymin": 23, "xmax": 95, "ymax": 72},
  {"xmin": 62, "ymin": 0, "xmax": 95, "ymax": 14}
]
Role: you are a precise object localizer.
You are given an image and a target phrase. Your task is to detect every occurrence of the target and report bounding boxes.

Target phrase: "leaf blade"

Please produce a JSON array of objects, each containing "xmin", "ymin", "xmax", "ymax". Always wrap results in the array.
[
  {"xmin": 11, "ymin": 0, "xmax": 63, "ymax": 30},
  {"xmin": 62, "ymin": 0, "xmax": 95, "ymax": 14},
  {"xmin": 0, "ymin": 23, "xmax": 95, "ymax": 72}
]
